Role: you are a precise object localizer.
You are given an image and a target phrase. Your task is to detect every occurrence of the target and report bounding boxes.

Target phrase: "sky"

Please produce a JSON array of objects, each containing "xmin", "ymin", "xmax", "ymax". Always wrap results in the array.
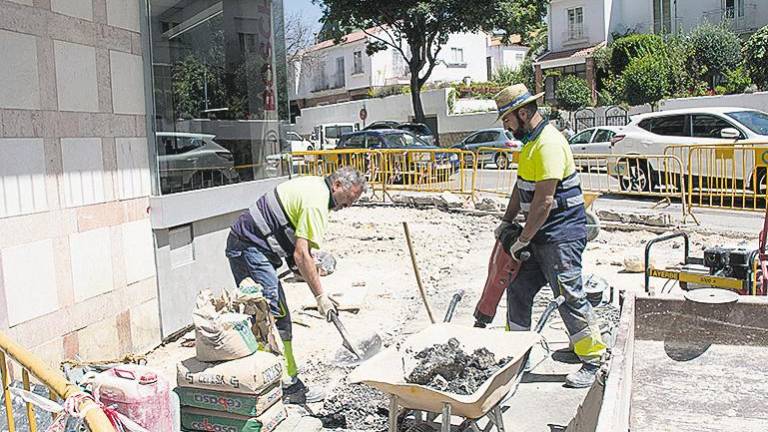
[{"xmin": 284, "ymin": 0, "xmax": 324, "ymax": 32}]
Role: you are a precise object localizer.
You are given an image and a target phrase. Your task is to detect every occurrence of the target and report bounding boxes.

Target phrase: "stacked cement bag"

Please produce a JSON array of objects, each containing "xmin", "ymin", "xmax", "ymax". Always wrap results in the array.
[{"xmin": 177, "ymin": 288, "xmax": 287, "ymax": 432}]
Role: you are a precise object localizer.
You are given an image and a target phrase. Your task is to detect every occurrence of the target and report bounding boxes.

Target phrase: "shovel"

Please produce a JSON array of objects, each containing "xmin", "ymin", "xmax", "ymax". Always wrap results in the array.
[{"xmin": 328, "ymin": 310, "xmax": 382, "ymax": 364}]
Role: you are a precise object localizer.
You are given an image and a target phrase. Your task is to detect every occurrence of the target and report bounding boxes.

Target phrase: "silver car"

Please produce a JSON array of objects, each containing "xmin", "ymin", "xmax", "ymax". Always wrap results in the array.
[
  {"xmin": 452, "ymin": 128, "xmax": 521, "ymax": 169},
  {"xmin": 156, "ymin": 132, "xmax": 239, "ymax": 193},
  {"xmin": 568, "ymin": 126, "xmax": 624, "ymax": 170}
]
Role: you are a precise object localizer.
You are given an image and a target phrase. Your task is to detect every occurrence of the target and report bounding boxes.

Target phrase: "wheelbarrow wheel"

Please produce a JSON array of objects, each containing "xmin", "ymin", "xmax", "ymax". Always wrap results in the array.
[{"xmin": 585, "ymin": 209, "xmax": 600, "ymax": 242}]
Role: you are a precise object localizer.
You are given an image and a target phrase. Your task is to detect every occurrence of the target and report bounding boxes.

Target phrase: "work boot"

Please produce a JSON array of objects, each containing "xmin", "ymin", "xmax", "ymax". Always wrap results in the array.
[
  {"xmin": 282, "ymin": 377, "xmax": 326, "ymax": 404},
  {"xmin": 564, "ymin": 363, "xmax": 600, "ymax": 388}
]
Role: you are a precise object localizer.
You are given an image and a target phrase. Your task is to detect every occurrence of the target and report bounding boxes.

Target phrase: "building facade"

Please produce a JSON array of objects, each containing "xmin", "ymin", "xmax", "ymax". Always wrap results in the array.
[
  {"xmin": 535, "ymin": 0, "xmax": 768, "ymax": 104},
  {"xmin": 290, "ymin": 29, "xmax": 490, "ymax": 110},
  {"xmin": 0, "ymin": 0, "xmax": 286, "ymax": 366}
]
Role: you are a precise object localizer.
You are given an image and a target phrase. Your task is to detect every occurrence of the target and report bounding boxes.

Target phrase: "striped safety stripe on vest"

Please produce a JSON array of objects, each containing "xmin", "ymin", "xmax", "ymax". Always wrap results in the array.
[
  {"xmin": 517, "ymin": 172, "xmax": 584, "ymax": 213},
  {"xmin": 248, "ymin": 190, "xmax": 297, "ymax": 258}
]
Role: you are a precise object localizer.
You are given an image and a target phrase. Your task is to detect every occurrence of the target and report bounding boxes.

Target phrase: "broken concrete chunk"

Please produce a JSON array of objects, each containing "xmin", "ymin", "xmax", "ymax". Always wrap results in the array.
[
  {"xmin": 623, "ymin": 255, "xmax": 655, "ymax": 273},
  {"xmin": 438, "ymin": 191, "xmax": 464, "ymax": 208}
]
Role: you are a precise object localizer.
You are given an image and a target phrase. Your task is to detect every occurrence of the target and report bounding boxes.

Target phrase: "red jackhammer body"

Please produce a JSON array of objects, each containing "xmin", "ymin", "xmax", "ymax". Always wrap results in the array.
[{"xmin": 474, "ymin": 223, "xmax": 529, "ymax": 327}]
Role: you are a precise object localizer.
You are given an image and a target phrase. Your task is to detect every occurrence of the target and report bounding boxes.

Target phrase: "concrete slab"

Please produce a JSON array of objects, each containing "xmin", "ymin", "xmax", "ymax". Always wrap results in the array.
[
  {"xmin": 0, "ymin": 29, "xmax": 40, "ymax": 110},
  {"xmin": 53, "ymin": 40, "xmax": 98, "ymax": 112}
]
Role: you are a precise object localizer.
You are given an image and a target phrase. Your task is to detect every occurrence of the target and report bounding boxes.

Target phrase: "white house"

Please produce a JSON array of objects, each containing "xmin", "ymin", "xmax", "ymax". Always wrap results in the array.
[
  {"xmin": 535, "ymin": 0, "xmax": 768, "ymax": 104},
  {"xmin": 290, "ymin": 28, "xmax": 489, "ymax": 110},
  {"xmin": 486, "ymin": 35, "xmax": 530, "ymax": 80}
]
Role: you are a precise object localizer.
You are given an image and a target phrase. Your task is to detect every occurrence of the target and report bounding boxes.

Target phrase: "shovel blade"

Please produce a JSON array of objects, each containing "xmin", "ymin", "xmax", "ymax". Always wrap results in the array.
[{"xmin": 333, "ymin": 332, "xmax": 383, "ymax": 366}]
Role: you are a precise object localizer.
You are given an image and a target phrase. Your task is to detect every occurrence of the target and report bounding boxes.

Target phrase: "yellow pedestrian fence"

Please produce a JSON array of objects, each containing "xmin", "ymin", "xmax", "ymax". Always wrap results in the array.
[
  {"xmin": 682, "ymin": 144, "xmax": 768, "ymax": 212},
  {"xmin": 291, "ymin": 145, "xmax": 768, "ymax": 219},
  {"xmin": 292, "ymin": 148, "xmax": 476, "ymax": 199},
  {"xmin": 572, "ymin": 153, "xmax": 691, "ymax": 221},
  {"xmin": 0, "ymin": 330, "xmax": 116, "ymax": 432},
  {"xmin": 471, "ymin": 148, "xmax": 518, "ymax": 197}
]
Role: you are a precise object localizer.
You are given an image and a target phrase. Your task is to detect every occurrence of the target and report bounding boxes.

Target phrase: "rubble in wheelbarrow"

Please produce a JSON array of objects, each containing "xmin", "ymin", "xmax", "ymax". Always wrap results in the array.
[{"xmin": 405, "ymin": 338, "xmax": 511, "ymax": 396}]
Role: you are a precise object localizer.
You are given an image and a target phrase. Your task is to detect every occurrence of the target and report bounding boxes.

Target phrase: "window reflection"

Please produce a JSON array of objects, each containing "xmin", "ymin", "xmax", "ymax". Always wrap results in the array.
[{"xmin": 149, "ymin": 0, "xmax": 286, "ymax": 195}]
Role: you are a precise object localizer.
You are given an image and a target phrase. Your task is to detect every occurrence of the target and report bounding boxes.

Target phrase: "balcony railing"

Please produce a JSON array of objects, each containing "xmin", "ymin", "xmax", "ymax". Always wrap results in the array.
[
  {"xmin": 702, "ymin": 4, "xmax": 758, "ymax": 33},
  {"xmin": 562, "ymin": 24, "xmax": 587, "ymax": 43}
]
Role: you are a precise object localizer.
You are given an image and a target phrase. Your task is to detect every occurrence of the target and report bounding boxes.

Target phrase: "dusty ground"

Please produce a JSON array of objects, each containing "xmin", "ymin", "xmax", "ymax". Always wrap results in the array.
[{"xmin": 146, "ymin": 198, "xmax": 761, "ymax": 432}]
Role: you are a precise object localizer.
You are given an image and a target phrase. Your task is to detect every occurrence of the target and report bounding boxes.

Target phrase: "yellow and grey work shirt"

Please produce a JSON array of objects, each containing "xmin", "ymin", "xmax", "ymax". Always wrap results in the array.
[{"xmin": 516, "ymin": 122, "xmax": 586, "ymax": 243}]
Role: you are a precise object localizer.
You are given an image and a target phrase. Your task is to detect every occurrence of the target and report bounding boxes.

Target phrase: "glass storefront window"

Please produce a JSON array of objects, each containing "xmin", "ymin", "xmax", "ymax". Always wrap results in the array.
[{"xmin": 148, "ymin": 0, "xmax": 287, "ymax": 195}]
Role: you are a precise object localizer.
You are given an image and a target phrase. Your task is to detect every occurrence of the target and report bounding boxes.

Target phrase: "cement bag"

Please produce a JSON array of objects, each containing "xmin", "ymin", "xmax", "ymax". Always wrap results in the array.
[
  {"xmin": 181, "ymin": 401, "xmax": 287, "ymax": 432},
  {"xmin": 194, "ymin": 290, "xmax": 259, "ymax": 362},
  {"xmin": 174, "ymin": 382, "xmax": 282, "ymax": 417},
  {"xmin": 227, "ymin": 279, "xmax": 284, "ymax": 355},
  {"xmin": 177, "ymin": 351, "xmax": 283, "ymax": 395}
]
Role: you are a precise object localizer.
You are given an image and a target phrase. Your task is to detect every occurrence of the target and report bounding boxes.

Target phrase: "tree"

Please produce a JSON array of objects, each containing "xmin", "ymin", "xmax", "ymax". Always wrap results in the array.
[
  {"xmin": 743, "ymin": 25, "xmax": 768, "ymax": 90},
  {"xmin": 610, "ymin": 33, "xmax": 664, "ymax": 76},
  {"xmin": 282, "ymin": 11, "xmax": 323, "ymax": 119},
  {"xmin": 622, "ymin": 54, "xmax": 669, "ymax": 109},
  {"xmin": 684, "ymin": 23, "xmax": 742, "ymax": 89},
  {"xmin": 314, "ymin": 0, "xmax": 546, "ymax": 122},
  {"xmin": 555, "ymin": 75, "xmax": 591, "ymax": 111}
]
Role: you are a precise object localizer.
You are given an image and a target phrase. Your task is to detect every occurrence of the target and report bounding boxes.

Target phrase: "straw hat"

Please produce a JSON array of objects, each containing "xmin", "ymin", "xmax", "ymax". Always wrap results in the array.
[{"xmin": 494, "ymin": 84, "xmax": 545, "ymax": 121}]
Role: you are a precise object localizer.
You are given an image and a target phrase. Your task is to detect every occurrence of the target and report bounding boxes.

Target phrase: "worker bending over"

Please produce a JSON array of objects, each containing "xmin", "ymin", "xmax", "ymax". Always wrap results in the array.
[{"xmin": 225, "ymin": 166, "xmax": 366, "ymax": 402}]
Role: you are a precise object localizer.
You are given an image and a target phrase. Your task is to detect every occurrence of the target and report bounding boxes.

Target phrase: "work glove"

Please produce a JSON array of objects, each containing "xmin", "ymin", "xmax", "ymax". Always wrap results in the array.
[
  {"xmin": 315, "ymin": 293, "xmax": 339, "ymax": 322},
  {"xmin": 494, "ymin": 220, "xmax": 513, "ymax": 240},
  {"xmin": 508, "ymin": 239, "xmax": 530, "ymax": 262}
]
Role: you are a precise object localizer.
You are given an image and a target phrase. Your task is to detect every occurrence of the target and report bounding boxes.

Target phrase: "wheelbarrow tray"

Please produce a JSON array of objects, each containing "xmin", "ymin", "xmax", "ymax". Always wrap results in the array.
[{"xmin": 348, "ymin": 323, "xmax": 540, "ymax": 419}]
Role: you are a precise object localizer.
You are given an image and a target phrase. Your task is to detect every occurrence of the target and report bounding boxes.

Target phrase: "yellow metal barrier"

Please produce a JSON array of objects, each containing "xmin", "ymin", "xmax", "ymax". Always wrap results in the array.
[
  {"xmin": 0, "ymin": 330, "xmax": 116, "ymax": 432},
  {"xmin": 685, "ymin": 144, "xmax": 768, "ymax": 212},
  {"xmin": 471, "ymin": 147, "xmax": 519, "ymax": 197},
  {"xmin": 293, "ymin": 148, "xmax": 474, "ymax": 199}
]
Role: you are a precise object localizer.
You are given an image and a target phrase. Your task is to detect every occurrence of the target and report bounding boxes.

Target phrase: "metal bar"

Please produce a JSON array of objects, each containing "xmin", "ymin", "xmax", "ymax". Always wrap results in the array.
[
  {"xmin": 0, "ymin": 351, "xmax": 16, "ymax": 432},
  {"xmin": 22, "ymin": 369, "xmax": 37, "ymax": 432},
  {"xmin": 441, "ymin": 403, "xmax": 452, "ymax": 432},
  {"xmin": 0, "ymin": 331, "xmax": 115, "ymax": 432},
  {"xmin": 388, "ymin": 396, "xmax": 398, "ymax": 432}
]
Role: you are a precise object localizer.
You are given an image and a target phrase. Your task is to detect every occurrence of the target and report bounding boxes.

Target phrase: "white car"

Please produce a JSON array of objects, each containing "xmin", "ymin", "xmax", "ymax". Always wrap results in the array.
[
  {"xmin": 610, "ymin": 107, "xmax": 768, "ymax": 191},
  {"xmin": 156, "ymin": 132, "xmax": 238, "ymax": 193},
  {"xmin": 285, "ymin": 131, "xmax": 313, "ymax": 153},
  {"xmin": 568, "ymin": 126, "xmax": 624, "ymax": 169}
]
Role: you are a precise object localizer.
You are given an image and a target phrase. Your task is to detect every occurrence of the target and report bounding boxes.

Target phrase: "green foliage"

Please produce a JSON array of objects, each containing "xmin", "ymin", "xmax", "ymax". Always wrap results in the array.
[
  {"xmin": 554, "ymin": 75, "xmax": 592, "ymax": 111},
  {"xmin": 622, "ymin": 54, "xmax": 669, "ymax": 107},
  {"xmin": 172, "ymin": 55, "xmax": 225, "ymax": 119},
  {"xmin": 684, "ymin": 23, "xmax": 741, "ymax": 88},
  {"xmin": 597, "ymin": 89, "xmax": 615, "ymax": 106},
  {"xmin": 714, "ymin": 85, "xmax": 727, "ymax": 95},
  {"xmin": 315, "ymin": 0, "xmax": 546, "ymax": 121},
  {"xmin": 492, "ymin": 65, "xmax": 524, "ymax": 87},
  {"xmin": 743, "ymin": 25, "xmax": 768, "ymax": 90},
  {"xmin": 723, "ymin": 66, "xmax": 752, "ymax": 94},
  {"xmin": 447, "ymin": 88, "xmax": 457, "ymax": 113},
  {"xmin": 610, "ymin": 33, "xmax": 664, "ymax": 76}
]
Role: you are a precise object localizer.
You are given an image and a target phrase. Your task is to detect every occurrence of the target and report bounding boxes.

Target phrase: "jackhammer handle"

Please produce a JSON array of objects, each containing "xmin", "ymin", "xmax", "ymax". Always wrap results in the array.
[{"xmin": 443, "ymin": 289, "xmax": 465, "ymax": 323}]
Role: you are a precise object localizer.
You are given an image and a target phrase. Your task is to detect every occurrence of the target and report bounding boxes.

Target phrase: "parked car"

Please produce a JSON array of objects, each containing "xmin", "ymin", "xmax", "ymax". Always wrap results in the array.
[
  {"xmin": 285, "ymin": 131, "xmax": 313, "ymax": 152},
  {"xmin": 568, "ymin": 126, "xmax": 624, "ymax": 169},
  {"xmin": 451, "ymin": 128, "xmax": 521, "ymax": 169},
  {"xmin": 337, "ymin": 129, "xmax": 458, "ymax": 183},
  {"xmin": 364, "ymin": 121, "xmax": 400, "ymax": 130},
  {"xmin": 611, "ymin": 107, "xmax": 768, "ymax": 191},
  {"xmin": 310, "ymin": 123, "xmax": 356, "ymax": 149},
  {"xmin": 156, "ymin": 132, "xmax": 238, "ymax": 193},
  {"xmin": 396, "ymin": 123, "xmax": 437, "ymax": 146}
]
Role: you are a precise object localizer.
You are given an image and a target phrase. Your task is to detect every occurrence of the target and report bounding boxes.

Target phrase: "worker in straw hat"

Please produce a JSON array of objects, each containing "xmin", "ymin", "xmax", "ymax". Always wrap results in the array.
[{"xmin": 492, "ymin": 83, "xmax": 606, "ymax": 388}]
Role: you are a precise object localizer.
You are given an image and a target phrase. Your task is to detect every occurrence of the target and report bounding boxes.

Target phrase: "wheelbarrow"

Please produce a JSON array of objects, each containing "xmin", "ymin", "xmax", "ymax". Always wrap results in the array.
[{"xmin": 349, "ymin": 296, "xmax": 565, "ymax": 432}]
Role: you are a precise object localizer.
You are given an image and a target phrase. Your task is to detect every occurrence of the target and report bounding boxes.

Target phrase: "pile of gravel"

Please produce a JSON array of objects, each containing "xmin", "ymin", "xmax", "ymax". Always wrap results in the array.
[
  {"xmin": 405, "ymin": 338, "xmax": 510, "ymax": 395},
  {"xmin": 320, "ymin": 383, "xmax": 390, "ymax": 430}
]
